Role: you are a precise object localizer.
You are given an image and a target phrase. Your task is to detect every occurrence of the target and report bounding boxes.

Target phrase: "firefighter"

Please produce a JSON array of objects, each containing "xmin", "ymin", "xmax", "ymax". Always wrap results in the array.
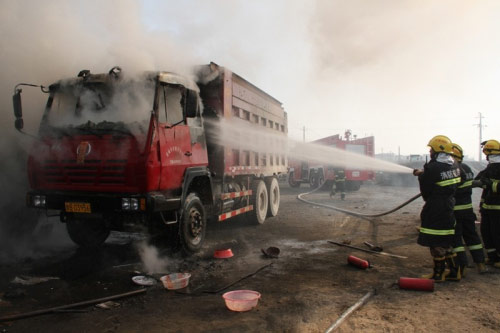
[
  {"xmin": 330, "ymin": 168, "xmax": 346, "ymax": 200},
  {"xmin": 474, "ymin": 139, "xmax": 500, "ymax": 268},
  {"xmin": 413, "ymin": 135, "xmax": 461, "ymax": 281},
  {"xmin": 449, "ymin": 143, "xmax": 486, "ymax": 277}
]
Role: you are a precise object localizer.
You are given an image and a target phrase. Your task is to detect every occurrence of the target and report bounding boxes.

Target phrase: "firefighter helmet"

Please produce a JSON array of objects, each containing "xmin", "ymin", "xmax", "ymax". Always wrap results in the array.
[
  {"xmin": 451, "ymin": 143, "xmax": 463, "ymax": 161},
  {"xmin": 427, "ymin": 135, "xmax": 453, "ymax": 154},
  {"xmin": 481, "ymin": 139, "xmax": 500, "ymax": 156}
]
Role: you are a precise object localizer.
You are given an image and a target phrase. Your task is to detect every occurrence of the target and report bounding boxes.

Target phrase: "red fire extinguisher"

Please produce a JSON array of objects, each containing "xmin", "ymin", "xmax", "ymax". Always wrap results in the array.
[
  {"xmin": 398, "ymin": 277, "xmax": 434, "ymax": 292},
  {"xmin": 347, "ymin": 255, "xmax": 371, "ymax": 269}
]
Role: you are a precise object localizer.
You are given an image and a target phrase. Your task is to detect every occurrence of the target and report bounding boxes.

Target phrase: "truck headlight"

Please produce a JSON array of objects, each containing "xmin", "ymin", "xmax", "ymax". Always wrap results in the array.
[
  {"xmin": 130, "ymin": 198, "xmax": 139, "ymax": 211},
  {"xmin": 33, "ymin": 195, "xmax": 46, "ymax": 207},
  {"xmin": 122, "ymin": 198, "xmax": 139, "ymax": 211},
  {"xmin": 122, "ymin": 198, "xmax": 131, "ymax": 210}
]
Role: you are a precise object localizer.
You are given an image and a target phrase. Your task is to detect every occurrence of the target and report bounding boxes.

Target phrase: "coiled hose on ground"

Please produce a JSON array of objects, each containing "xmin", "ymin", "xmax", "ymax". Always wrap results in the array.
[{"xmin": 297, "ymin": 185, "xmax": 422, "ymax": 218}]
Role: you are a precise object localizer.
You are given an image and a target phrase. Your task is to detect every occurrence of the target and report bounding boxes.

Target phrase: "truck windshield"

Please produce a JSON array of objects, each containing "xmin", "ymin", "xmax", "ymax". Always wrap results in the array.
[{"xmin": 43, "ymin": 78, "xmax": 154, "ymax": 142}]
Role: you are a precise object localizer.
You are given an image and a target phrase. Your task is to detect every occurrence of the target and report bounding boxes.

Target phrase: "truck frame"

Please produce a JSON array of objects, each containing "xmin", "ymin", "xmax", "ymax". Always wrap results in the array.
[{"xmin": 12, "ymin": 63, "xmax": 287, "ymax": 252}]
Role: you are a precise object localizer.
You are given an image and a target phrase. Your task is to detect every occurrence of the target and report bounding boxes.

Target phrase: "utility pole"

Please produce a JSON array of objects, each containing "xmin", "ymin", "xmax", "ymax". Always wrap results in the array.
[{"xmin": 476, "ymin": 113, "xmax": 485, "ymax": 161}]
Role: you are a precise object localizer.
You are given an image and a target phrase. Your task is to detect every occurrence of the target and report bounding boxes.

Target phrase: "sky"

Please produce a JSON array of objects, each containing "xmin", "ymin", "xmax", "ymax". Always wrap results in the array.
[{"xmin": 1, "ymin": 0, "xmax": 500, "ymax": 160}]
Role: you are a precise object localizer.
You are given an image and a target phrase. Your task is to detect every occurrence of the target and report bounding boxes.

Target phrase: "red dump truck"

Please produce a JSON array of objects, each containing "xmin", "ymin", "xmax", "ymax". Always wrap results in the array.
[
  {"xmin": 288, "ymin": 132, "xmax": 375, "ymax": 190},
  {"xmin": 12, "ymin": 62, "xmax": 288, "ymax": 252}
]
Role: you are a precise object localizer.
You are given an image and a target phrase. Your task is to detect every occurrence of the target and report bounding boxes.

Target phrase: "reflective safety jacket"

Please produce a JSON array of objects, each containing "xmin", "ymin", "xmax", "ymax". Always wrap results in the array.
[
  {"xmin": 453, "ymin": 162, "xmax": 476, "ymax": 220},
  {"xmin": 475, "ymin": 162, "xmax": 500, "ymax": 213},
  {"xmin": 417, "ymin": 157, "xmax": 461, "ymax": 247}
]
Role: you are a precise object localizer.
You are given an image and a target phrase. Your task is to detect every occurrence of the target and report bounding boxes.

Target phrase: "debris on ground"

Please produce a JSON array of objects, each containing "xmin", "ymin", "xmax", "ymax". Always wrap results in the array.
[
  {"xmin": 95, "ymin": 301, "xmax": 121, "ymax": 310},
  {"xmin": 261, "ymin": 246, "xmax": 280, "ymax": 258},
  {"xmin": 131, "ymin": 275, "xmax": 156, "ymax": 286},
  {"xmin": 11, "ymin": 275, "xmax": 59, "ymax": 285},
  {"xmin": 3, "ymin": 289, "xmax": 26, "ymax": 299},
  {"xmin": 364, "ymin": 242, "xmax": 383, "ymax": 252}
]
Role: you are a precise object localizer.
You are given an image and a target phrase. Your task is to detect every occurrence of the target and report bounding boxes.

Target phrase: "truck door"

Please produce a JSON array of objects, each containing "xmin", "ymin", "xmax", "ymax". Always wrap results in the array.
[{"xmin": 157, "ymin": 84, "xmax": 192, "ymax": 191}]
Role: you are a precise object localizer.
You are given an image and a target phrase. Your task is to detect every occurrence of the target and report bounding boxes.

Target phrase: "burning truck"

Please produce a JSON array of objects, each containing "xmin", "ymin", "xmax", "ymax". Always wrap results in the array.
[
  {"xmin": 12, "ymin": 63, "xmax": 288, "ymax": 252},
  {"xmin": 288, "ymin": 131, "xmax": 375, "ymax": 191}
]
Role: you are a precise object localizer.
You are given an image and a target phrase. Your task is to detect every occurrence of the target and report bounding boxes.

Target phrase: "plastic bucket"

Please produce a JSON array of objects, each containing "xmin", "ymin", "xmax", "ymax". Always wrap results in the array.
[{"xmin": 160, "ymin": 273, "xmax": 191, "ymax": 290}]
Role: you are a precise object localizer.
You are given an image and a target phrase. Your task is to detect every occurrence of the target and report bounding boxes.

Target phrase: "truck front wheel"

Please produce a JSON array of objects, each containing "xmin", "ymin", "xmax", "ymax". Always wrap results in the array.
[
  {"xmin": 66, "ymin": 217, "xmax": 110, "ymax": 248},
  {"xmin": 180, "ymin": 193, "xmax": 206, "ymax": 254},
  {"xmin": 250, "ymin": 180, "xmax": 268, "ymax": 224}
]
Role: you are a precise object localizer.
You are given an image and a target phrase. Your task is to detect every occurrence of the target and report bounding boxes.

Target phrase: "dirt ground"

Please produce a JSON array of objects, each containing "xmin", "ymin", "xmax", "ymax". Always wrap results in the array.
[{"xmin": 1, "ymin": 182, "xmax": 500, "ymax": 332}]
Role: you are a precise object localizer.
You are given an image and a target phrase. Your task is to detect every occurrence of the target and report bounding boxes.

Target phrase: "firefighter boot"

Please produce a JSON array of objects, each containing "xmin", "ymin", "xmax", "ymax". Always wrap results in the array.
[
  {"xmin": 445, "ymin": 254, "xmax": 461, "ymax": 282},
  {"xmin": 477, "ymin": 262, "xmax": 489, "ymax": 274},
  {"xmin": 485, "ymin": 251, "xmax": 499, "ymax": 266},
  {"xmin": 456, "ymin": 251, "xmax": 468, "ymax": 278},
  {"xmin": 422, "ymin": 257, "xmax": 447, "ymax": 282}
]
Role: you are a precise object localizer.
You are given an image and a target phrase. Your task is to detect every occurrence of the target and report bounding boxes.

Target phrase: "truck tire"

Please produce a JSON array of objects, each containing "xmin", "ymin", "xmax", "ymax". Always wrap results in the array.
[
  {"xmin": 309, "ymin": 172, "xmax": 315, "ymax": 188},
  {"xmin": 180, "ymin": 193, "xmax": 206, "ymax": 254},
  {"xmin": 346, "ymin": 180, "xmax": 361, "ymax": 191},
  {"xmin": 66, "ymin": 218, "xmax": 110, "ymax": 248},
  {"xmin": 288, "ymin": 172, "xmax": 301, "ymax": 188},
  {"xmin": 249, "ymin": 179, "xmax": 268, "ymax": 224},
  {"xmin": 266, "ymin": 177, "xmax": 280, "ymax": 217},
  {"xmin": 310, "ymin": 172, "xmax": 322, "ymax": 188}
]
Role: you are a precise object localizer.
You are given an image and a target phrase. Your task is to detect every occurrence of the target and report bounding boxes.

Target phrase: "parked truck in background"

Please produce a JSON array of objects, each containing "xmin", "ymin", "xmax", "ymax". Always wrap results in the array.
[
  {"xmin": 12, "ymin": 62, "xmax": 288, "ymax": 252},
  {"xmin": 288, "ymin": 131, "xmax": 374, "ymax": 191}
]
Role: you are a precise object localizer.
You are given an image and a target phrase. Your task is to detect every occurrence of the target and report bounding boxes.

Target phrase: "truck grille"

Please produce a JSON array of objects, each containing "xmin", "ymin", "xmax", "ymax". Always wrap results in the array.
[{"xmin": 42, "ymin": 159, "xmax": 127, "ymax": 185}]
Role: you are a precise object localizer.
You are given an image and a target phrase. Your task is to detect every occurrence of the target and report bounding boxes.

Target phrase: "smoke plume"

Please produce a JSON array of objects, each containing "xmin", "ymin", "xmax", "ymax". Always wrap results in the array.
[{"xmin": 0, "ymin": 0, "xmax": 201, "ymax": 259}]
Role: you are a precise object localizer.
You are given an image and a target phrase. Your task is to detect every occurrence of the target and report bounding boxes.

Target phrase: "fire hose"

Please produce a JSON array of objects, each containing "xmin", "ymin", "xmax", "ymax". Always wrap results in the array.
[{"xmin": 297, "ymin": 186, "xmax": 422, "ymax": 218}]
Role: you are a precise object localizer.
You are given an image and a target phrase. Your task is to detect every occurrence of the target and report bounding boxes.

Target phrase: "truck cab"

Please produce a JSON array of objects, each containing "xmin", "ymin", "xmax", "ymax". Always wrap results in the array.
[{"xmin": 14, "ymin": 67, "xmax": 212, "ymax": 251}]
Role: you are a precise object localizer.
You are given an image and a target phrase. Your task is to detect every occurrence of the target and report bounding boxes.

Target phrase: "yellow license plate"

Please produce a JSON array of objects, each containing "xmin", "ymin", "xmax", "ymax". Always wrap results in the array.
[{"xmin": 65, "ymin": 202, "xmax": 91, "ymax": 213}]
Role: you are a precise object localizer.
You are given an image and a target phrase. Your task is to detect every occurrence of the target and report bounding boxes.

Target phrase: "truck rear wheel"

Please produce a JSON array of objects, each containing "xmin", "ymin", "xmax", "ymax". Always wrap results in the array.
[
  {"xmin": 66, "ymin": 217, "xmax": 110, "ymax": 248},
  {"xmin": 266, "ymin": 177, "xmax": 280, "ymax": 217},
  {"xmin": 249, "ymin": 179, "xmax": 268, "ymax": 224},
  {"xmin": 310, "ymin": 172, "xmax": 323, "ymax": 189},
  {"xmin": 180, "ymin": 193, "xmax": 206, "ymax": 254},
  {"xmin": 346, "ymin": 180, "xmax": 361, "ymax": 191}
]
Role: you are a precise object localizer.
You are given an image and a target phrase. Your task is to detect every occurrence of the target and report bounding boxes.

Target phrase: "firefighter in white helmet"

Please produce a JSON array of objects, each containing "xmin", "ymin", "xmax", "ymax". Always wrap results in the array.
[
  {"xmin": 449, "ymin": 143, "xmax": 486, "ymax": 277},
  {"xmin": 413, "ymin": 135, "xmax": 462, "ymax": 281},
  {"xmin": 474, "ymin": 139, "xmax": 500, "ymax": 268}
]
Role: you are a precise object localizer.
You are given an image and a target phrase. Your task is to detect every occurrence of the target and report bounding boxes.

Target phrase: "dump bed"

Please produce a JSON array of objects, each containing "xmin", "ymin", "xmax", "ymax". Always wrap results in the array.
[{"xmin": 197, "ymin": 63, "xmax": 288, "ymax": 179}]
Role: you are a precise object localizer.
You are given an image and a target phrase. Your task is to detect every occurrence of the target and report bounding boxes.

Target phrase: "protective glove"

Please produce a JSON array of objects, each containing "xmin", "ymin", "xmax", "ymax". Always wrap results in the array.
[
  {"xmin": 471, "ymin": 180, "xmax": 483, "ymax": 188},
  {"xmin": 473, "ymin": 178, "xmax": 492, "ymax": 189},
  {"xmin": 481, "ymin": 178, "xmax": 492, "ymax": 189},
  {"xmin": 413, "ymin": 169, "xmax": 424, "ymax": 176}
]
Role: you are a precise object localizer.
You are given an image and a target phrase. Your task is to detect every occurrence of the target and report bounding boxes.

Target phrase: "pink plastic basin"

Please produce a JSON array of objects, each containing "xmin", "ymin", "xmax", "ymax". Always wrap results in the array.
[{"xmin": 222, "ymin": 290, "xmax": 261, "ymax": 312}]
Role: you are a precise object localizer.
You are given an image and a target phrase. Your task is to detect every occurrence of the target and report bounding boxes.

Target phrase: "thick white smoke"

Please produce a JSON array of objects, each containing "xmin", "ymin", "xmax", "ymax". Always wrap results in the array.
[{"xmin": 0, "ymin": 0, "xmax": 202, "ymax": 259}]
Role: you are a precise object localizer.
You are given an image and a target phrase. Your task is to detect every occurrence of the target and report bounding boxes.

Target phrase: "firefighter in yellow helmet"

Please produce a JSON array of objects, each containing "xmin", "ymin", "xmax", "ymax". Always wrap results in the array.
[
  {"xmin": 413, "ymin": 135, "xmax": 462, "ymax": 281},
  {"xmin": 449, "ymin": 143, "xmax": 486, "ymax": 277},
  {"xmin": 474, "ymin": 139, "xmax": 500, "ymax": 268}
]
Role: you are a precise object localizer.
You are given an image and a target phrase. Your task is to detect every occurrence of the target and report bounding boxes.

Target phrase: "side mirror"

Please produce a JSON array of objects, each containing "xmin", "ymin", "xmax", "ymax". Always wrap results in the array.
[
  {"xmin": 185, "ymin": 90, "xmax": 199, "ymax": 118},
  {"xmin": 13, "ymin": 90, "xmax": 23, "ymax": 119},
  {"xmin": 15, "ymin": 118, "xmax": 24, "ymax": 130}
]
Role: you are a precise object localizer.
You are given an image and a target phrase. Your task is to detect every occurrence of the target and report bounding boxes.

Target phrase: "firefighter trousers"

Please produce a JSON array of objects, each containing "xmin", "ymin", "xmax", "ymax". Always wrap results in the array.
[
  {"xmin": 480, "ymin": 211, "xmax": 500, "ymax": 262},
  {"xmin": 454, "ymin": 215, "xmax": 485, "ymax": 264}
]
